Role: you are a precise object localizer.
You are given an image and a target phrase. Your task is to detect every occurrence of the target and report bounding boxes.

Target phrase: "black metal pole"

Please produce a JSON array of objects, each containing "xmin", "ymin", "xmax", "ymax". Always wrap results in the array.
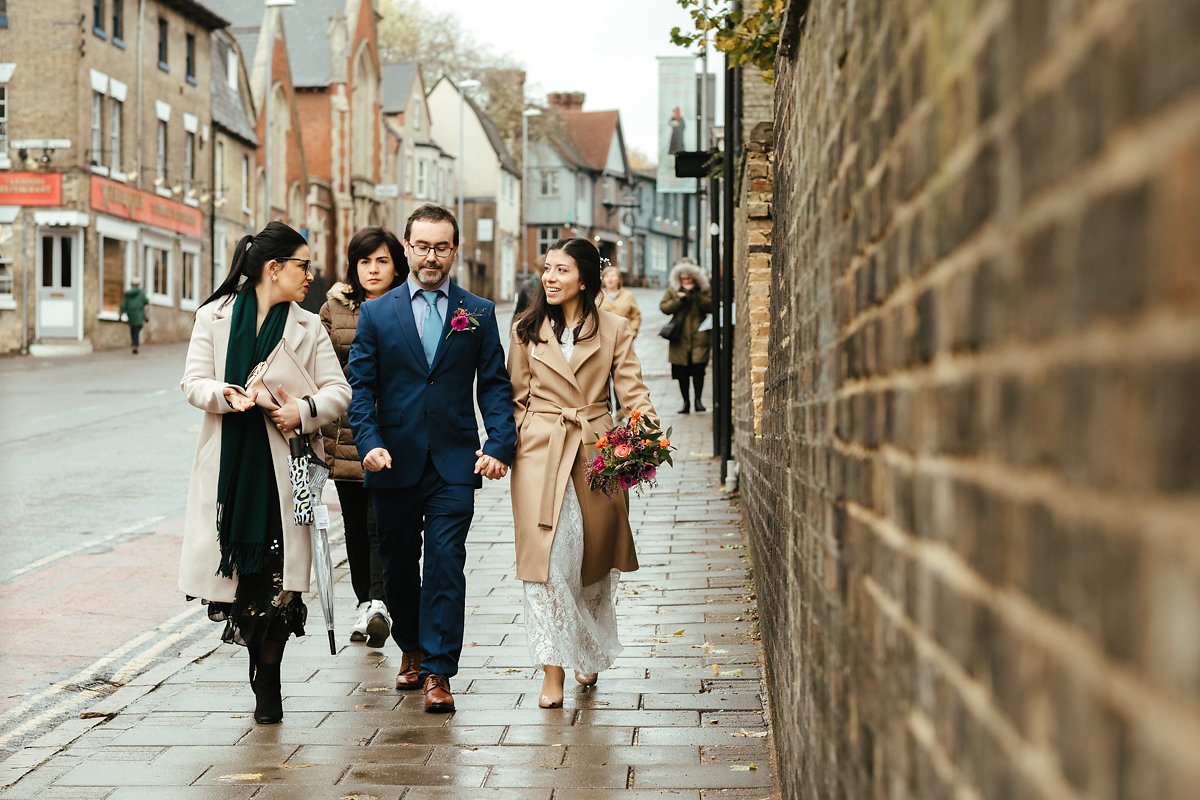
[
  {"xmin": 710, "ymin": 172, "xmax": 722, "ymax": 460},
  {"xmin": 719, "ymin": 62, "xmax": 739, "ymax": 480},
  {"xmin": 681, "ymin": 196, "xmax": 689, "ymax": 262}
]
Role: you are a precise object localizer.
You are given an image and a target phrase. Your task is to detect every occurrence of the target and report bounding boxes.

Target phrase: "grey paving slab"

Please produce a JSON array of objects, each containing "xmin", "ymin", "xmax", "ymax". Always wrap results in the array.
[
  {"xmin": 287, "ymin": 743, "xmax": 432, "ymax": 765},
  {"xmin": 191, "ymin": 763, "xmax": 350, "ymax": 785},
  {"xmin": 484, "ymin": 764, "xmax": 630, "ymax": 788},
  {"xmin": 106, "ymin": 727, "xmax": 249, "ymax": 747},
  {"xmin": 634, "ymin": 764, "xmax": 774, "ymax": 789},
  {"xmin": 371, "ymin": 726, "xmax": 505, "ymax": 746},
  {"xmin": 561, "ymin": 744, "xmax": 702, "ymax": 765},
  {"xmin": 252, "ymin": 788, "xmax": 402, "ymax": 800},
  {"xmin": 501, "ymin": 725, "xmax": 634, "ymax": 746},
  {"xmin": 554, "ymin": 791, "xmax": 700, "ymax": 800},
  {"xmin": 403, "ymin": 789, "xmax": 551, "ymax": 800},
  {"xmin": 427, "ymin": 744, "xmax": 565, "ymax": 766},
  {"xmin": 340, "ymin": 763, "xmax": 489, "ymax": 786},
  {"xmin": 53, "ymin": 761, "xmax": 208, "ymax": 786}
]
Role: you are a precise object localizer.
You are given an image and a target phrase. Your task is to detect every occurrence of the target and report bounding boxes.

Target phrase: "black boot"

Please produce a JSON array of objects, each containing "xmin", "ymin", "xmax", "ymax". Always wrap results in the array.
[
  {"xmin": 677, "ymin": 378, "xmax": 690, "ymax": 414},
  {"xmin": 249, "ymin": 641, "xmax": 285, "ymax": 724},
  {"xmin": 693, "ymin": 374, "xmax": 706, "ymax": 412}
]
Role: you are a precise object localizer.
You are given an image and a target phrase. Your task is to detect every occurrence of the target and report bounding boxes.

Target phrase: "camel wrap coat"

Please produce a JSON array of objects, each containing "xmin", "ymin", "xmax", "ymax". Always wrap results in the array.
[
  {"xmin": 178, "ymin": 296, "xmax": 352, "ymax": 603},
  {"xmin": 508, "ymin": 310, "xmax": 658, "ymax": 586}
]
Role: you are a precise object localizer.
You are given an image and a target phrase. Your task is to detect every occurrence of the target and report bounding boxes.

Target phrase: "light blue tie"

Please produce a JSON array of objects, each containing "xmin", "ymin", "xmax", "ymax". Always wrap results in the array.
[{"xmin": 421, "ymin": 290, "xmax": 441, "ymax": 367}]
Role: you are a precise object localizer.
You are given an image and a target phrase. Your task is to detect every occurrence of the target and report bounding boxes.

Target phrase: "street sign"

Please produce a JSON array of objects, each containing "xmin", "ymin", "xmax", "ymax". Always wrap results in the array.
[
  {"xmin": 374, "ymin": 183, "xmax": 398, "ymax": 198},
  {"xmin": 11, "ymin": 139, "xmax": 72, "ymax": 150}
]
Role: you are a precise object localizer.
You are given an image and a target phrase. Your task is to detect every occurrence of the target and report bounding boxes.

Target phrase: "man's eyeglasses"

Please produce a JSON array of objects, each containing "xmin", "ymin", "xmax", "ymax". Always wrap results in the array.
[
  {"xmin": 409, "ymin": 243, "xmax": 455, "ymax": 258},
  {"xmin": 277, "ymin": 257, "xmax": 314, "ymax": 276}
]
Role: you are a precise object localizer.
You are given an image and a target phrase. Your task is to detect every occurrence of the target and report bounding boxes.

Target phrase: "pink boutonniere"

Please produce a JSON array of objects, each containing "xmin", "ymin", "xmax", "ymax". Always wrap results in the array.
[{"xmin": 445, "ymin": 307, "xmax": 485, "ymax": 339}]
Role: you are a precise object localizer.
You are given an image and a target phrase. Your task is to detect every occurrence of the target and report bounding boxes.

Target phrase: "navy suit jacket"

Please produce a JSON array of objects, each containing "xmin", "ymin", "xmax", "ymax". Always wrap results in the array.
[{"xmin": 347, "ymin": 281, "xmax": 516, "ymax": 490}]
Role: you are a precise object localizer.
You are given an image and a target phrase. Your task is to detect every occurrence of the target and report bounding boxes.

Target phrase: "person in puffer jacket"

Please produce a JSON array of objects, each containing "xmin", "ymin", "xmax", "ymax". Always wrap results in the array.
[{"xmin": 319, "ymin": 227, "xmax": 404, "ymax": 647}]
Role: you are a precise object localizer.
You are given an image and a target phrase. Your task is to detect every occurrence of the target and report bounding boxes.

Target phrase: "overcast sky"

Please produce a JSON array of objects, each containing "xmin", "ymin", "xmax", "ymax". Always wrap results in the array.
[{"xmin": 434, "ymin": 0, "xmax": 722, "ymax": 161}]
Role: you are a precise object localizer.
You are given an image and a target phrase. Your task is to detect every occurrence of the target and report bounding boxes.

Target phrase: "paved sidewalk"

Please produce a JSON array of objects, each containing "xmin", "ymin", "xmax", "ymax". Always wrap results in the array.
[{"xmin": 0, "ymin": 298, "xmax": 779, "ymax": 799}]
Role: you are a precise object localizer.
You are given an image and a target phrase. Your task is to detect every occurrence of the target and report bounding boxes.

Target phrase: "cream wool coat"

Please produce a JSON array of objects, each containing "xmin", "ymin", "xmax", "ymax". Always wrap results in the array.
[
  {"xmin": 178, "ymin": 296, "xmax": 351, "ymax": 603},
  {"xmin": 508, "ymin": 310, "xmax": 657, "ymax": 586}
]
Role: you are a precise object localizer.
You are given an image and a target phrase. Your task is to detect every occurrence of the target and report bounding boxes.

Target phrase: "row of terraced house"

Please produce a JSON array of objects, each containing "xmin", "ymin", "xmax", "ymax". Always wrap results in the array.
[{"xmin": 0, "ymin": 0, "xmax": 687, "ymax": 355}]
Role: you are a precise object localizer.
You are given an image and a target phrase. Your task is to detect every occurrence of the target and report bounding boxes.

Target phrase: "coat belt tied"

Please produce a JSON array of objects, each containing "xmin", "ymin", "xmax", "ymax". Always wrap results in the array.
[{"xmin": 527, "ymin": 398, "xmax": 610, "ymax": 531}]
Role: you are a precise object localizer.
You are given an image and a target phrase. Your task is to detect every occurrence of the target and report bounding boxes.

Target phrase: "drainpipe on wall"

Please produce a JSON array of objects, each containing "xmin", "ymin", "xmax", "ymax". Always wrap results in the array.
[
  {"xmin": 21, "ymin": 212, "xmax": 31, "ymax": 354},
  {"xmin": 136, "ymin": 0, "xmax": 145, "ymax": 190}
]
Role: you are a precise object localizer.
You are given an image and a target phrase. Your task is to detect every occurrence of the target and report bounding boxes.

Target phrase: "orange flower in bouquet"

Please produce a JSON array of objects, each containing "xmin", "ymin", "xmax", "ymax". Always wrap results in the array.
[{"xmin": 585, "ymin": 409, "xmax": 675, "ymax": 497}]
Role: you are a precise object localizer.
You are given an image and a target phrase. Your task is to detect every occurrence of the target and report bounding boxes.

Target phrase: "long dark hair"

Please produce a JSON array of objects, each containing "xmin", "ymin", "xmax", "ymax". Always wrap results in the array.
[
  {"xmin": 202, "ymin": 221, "xmax": 307, "ymax": 308},
  {"xmin": 345, "ymin": 226, "xmax": 404, "ymax": 304},
  {"xmin": 513, "ymin": 237, "xmax": 602, "ymax": 345}
]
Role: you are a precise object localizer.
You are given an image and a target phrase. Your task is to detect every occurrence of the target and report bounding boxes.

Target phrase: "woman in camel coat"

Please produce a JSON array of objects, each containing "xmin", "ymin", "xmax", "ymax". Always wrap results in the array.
[
  {"xmin": 508, "ymin": 236, "xmax": 657, "ymax": 708},
  {"xmin": 179, "ymin": 221, "xmax": 350, "ymax": 724}
]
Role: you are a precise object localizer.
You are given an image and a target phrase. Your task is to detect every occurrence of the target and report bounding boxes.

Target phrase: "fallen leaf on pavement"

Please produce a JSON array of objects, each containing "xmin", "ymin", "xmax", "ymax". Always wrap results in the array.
[
  {"xmin": 672, "ymin": 629, "xmax": 686, "ymax": 636},
  {"xmin": 730, "ymin": 763, "xmax": 758, "ymax": 771},
  {"xmin": 219, "ymin": 773, "xmax": 263, "ymax": 781},
  {"xmin": 731, "ymin": 728, "xmax": 769, "ymax": 738}
]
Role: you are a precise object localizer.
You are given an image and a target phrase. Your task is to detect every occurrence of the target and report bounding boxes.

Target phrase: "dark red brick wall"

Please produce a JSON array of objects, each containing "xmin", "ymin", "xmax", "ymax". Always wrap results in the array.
[{"xmin": 737, "ymin": 0, "xmax": 1200, "ymax": 797}]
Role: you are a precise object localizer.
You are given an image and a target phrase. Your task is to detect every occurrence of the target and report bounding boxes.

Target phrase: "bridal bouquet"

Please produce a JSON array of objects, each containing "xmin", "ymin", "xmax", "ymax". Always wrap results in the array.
[{"xmin": 585, "ymin": 409, "xmax": 674, "ymax": 497}]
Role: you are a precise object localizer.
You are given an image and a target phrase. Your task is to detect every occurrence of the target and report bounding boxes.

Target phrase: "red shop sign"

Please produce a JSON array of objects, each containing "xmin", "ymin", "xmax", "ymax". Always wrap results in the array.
[
  {"xmin": 90, "ymin": 175, "xmax": 203, "ymax": 238},
  {"xmin": 0, "ymin": 172, "xmax": 63, "ymax": 206}
]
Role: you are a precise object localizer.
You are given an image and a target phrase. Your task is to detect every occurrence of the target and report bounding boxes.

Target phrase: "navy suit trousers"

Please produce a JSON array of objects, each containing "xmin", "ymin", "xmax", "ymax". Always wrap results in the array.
[{"xmin": 371, "ymin": 457, "xmax": 474, "ymax": 680}]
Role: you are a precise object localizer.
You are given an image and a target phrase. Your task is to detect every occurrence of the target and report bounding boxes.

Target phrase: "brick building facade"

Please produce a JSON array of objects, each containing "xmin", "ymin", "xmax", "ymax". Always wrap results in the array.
[
  {"xmin": 736, "ymin": 0, "xmax": 1200, "ymax": 798},
  {"xmin": 0, "ymin": 0, "xmax": 224, "ymax": 354}
]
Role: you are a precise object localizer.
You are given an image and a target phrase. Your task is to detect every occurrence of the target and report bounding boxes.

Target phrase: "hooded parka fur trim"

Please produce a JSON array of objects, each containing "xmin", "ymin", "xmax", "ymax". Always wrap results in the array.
[{"xmin": 659, "ymin": 264, "xmax": 713, "ymax": 367}]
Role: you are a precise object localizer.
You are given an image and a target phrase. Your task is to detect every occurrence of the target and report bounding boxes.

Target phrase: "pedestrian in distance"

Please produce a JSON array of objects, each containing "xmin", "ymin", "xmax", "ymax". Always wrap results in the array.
[
  {"xmin": 347, "ymin": 203, "xmax": 516, "ymax": 713},
  {"xmin": 512, "ymin": 271, "xmax": 541, "ymax": 320},
  {"xmin": 659, "ymin": 258, "xmax": 712, "ymax": 414},
  {"xmin": 596, "ymin": 262, "xmax": 641, "ymax": 419},
  {"xmin": 118, "ymin": 275, "xmax": 149, "ymax": 354},
  {"xmin": 178, "ymin": 221, "xmax": 351, "ymax": 725},
  {"xmin": 508, "ymin": 237, "xmax": 658, "ymax": 709},
  {"xmin": 319, "ymin": 226, "xmax": 402, "ymax": 649}
]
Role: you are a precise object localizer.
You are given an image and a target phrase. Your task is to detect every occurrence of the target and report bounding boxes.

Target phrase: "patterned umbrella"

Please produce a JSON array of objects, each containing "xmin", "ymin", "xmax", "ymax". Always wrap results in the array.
[{"xmin": 289, "ymin": 435, "xmax": 337, "ymax": 655}]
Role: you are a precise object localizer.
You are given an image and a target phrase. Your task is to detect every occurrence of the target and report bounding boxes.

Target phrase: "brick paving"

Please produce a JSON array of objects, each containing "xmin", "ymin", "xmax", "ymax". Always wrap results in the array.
[{"xmin": 0, "ymin": 290, "xmax": 779, "ymax": 799}]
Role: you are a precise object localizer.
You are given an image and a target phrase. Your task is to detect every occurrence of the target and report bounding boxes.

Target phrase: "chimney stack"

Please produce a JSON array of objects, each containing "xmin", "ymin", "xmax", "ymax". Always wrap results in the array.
[{"xmin": 547, "ymin": 91, "xmax": 586, "ymax": 111}]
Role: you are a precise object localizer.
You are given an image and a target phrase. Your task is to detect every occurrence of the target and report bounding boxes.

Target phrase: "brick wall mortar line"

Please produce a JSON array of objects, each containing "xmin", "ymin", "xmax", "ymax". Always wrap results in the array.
[
  {"xmin": 865, "ymin": 577, "xmax": 1086, "ymax": 800},
  {"xmin": 1020, "ymin": 0, "xmax": 1143, "ymax": 100},
  {"xmin": 838, "ymin": 311, "xmax": 1200, "ymax": 389},
  {"xmin": 831, "ymin": 438, "xmax": 1199, "ymax": 553},
  {"xmin": 854, "ymin": 506, "xmax": 1200, "ymax": 778},
  {"xmin": 833, "ymin": 93, "xmax": 1200, "ymax": 346},
  {"xmin": 908, "ymin": 707, "xmax": 988, "ymax": 800}
]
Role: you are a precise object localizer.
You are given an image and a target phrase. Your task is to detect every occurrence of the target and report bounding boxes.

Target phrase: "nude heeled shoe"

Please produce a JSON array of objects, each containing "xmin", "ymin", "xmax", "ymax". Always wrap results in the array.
[
  {"xmin": 539, "ymin": 665, "xmax": 565, "ymax": 708},
  {"xmin": 574, "ymin": 671, "xmax": 598, "ymax": 687}
]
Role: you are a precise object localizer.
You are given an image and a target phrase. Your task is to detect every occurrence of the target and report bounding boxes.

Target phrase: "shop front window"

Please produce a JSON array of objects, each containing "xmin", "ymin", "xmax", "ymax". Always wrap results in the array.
[{"xmin": 101, "ymin": 236, "xmax": 128, "ymax": 316}]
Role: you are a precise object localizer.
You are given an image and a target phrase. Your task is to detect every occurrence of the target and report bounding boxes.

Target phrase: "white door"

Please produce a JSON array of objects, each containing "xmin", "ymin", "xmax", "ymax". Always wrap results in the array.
[{"xmin": 36, "ymin": 230, "xmax": 82, "ymax": 339}]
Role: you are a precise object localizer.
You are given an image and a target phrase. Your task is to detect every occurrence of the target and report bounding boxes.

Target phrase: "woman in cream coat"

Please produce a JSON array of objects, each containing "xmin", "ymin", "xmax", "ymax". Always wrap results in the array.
[
  {"xmin": 508, "ymin": 236, "xmax": 657, "ymax": 709},
  {"xmin": 180, "ymin": 221, "xmax": 350, "ymax": 724}
]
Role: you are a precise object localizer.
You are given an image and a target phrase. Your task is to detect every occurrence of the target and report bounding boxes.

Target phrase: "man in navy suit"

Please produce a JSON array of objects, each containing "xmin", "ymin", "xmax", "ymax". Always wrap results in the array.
[{"xmin": 347, "ymin": 204, "xmax": 516, "ymax": 712}]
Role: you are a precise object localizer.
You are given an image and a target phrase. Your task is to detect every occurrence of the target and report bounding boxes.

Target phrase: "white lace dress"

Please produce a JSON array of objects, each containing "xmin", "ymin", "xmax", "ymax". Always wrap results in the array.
[{"xmin": 522, "ymin": 327, "xmax": 622, "ymax": 673}]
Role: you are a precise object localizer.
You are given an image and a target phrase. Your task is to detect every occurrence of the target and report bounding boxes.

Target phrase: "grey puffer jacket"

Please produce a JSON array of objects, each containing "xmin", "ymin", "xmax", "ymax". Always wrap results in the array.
[{"xmin": 319, "ymin": 282, "xmax": 364, "ymax": 482}]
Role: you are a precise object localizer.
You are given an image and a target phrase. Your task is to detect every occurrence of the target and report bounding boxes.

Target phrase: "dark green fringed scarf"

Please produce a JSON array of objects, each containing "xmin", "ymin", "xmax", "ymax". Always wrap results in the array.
[{"xmin": 215, "ymin": 284, "xmax": 289, "ymax": 578}]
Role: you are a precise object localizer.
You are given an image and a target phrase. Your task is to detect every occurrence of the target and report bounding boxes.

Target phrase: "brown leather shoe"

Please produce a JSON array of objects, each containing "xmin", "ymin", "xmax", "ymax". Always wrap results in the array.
[
  {"xmin": 395, "ymin": 652, "xmax": 424, "ymax": 691},
  {"xmin": 422, "ymin": 674, "xmax": 454, "ymax": 713}
]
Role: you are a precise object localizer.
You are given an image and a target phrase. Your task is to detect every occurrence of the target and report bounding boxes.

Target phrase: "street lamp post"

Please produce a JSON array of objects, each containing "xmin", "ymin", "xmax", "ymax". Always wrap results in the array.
[
  {"xmin": 262, "ymin": 0, "xmax": 295, "ymax": 228},
  {"xmin": 520, "ymin": 108, "xmax": 541, "ymax": 284},
  {"xmin": 456, "ymin": 79, "xmax": 480, "ymax": 288}
]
